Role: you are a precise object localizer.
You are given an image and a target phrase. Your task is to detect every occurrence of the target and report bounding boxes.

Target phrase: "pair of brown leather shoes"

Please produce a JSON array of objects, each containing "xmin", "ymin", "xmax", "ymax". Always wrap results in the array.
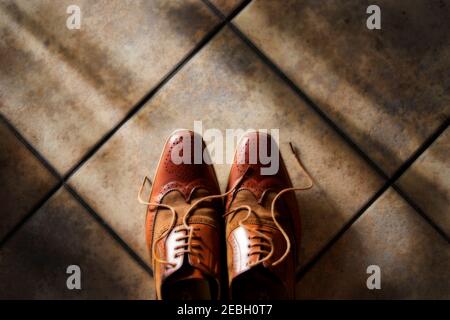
[{"xmin": 140, "ymin": 130, "xmax": 305, "ymax": 300}]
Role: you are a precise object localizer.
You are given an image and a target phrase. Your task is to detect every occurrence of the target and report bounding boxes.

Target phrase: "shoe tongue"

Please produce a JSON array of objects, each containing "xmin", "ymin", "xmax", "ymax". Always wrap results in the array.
[
  {"xmin": 161, "ymin": 190, "xmax": 218, "ymax": 225},
  {"xmin": 232, "ymin": 190, "xmax": 275, "ymax": 221}
]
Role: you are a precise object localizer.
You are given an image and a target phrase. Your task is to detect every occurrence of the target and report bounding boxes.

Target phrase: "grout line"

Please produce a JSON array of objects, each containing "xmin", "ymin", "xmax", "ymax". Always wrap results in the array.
[
  {"xmin": 223, "ymin": 7, "xmax": 450, "ymax": 231},
  {"xmin": 228, "ymin": 27, "xmax": 450, "ymax": 243},
  {"xmin": 0, "ymin": 113, "xmax": 64, "ymax": 247},
  {"xmin": 393, "ymin": 184, "xmax": 449, "ymax": 243},
  {"xmin": 389, "ymin": 118, "xmax": 449, "ymax": 186},
  {"xmin": 203, "ymin": 0, "xmax": 393, "ymax": 183},
  {"xmin": 0, "ymin": 0, "xmax": 253, "ymax": 275},
  {"xmin": 2, "ymin": 0, "xmax": 447, "ymax": 288},
  {"xmin": 227, "ymin": 22, "xmax": 391, "ymax": 182},
  {"xmin": 0, "ymin": 113, "xmax": 62, "ymax": 180},
  {"xmin": 296, "ymin": 180, "xmax": 390, "ymax": 281},
  {"xmin": 0, "ymin": 182, "xmax": 62, "ymax": 248},
  {"xmin": 64, "ymin": 184, "xmax": 154, "ymax": 277},
  {"xmin": 63, "ymin": 0, "xmax": 253, "ymax": 183},
  {"xmin": 199, "ymin": 0, "xmax": 450, "ymax": 276},
  {"xmin": 202, "ymin": 0, "xmax": 251, "ymax": 20},
  {"xmin": 296, "ymin": 118, "xmax": 449, "ymax": 282},
  {"xmin": 201, "ymin": 0, "xmax": 229, "ymax": 18},
  {"xmin": 204, "ymin": 0, "xmax": 447, "ymax": 242},
  {"xmin": 0, "ymin": 112, "xmax": 154, "ymax": 276}
]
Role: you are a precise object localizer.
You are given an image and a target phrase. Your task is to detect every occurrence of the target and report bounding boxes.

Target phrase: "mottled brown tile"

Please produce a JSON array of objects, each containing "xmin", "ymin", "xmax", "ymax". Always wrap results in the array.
[
  {"xmin": 70, "ymin": 28, "xmax": 384, "ymax": 268},
  {"xmin": 234, "ymin": 0, "xmax": 450, "ymax": 174},
  {"xmin": 0, "ymin": 188, "xmax": 154, "ymax": 299},
  {"xmin": 296, "ymin": 189, "xmax": 450, "ymax": 299},
  {"xmin": 397, "ymin": 129, "xmax": 450, "ymax": 236},
  {"xmin": 0, "ymin": 120, "xmax": 57, "ymax": 240},
  {"xmin": 209, "ymin": 0, "xmax": 243, "ymax": 15},
  {"xmin": 0, "ymin": 0, "xmax": 219, "ymax": 173}
]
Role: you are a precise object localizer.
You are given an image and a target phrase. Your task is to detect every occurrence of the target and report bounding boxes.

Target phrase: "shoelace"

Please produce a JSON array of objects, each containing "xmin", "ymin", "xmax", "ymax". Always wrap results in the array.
[
  {"xmin": 138, "ymin": 172, "xmax": 248, "ymax": 268},
  {"xmin": 223, "ymin": 142, "xmax": 313, "ymax": 267},
  {"xmin": 138, "ymin": 142, "xmax": 313, "ymax": 269}
]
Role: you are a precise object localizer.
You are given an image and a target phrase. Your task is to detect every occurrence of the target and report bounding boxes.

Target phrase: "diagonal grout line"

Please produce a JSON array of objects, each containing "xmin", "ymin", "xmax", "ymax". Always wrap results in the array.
[
  {"xmin": 0, "ymin": 113, "xmax": 64, "ymax": 248},
  {"xmin": 201, "ymin": 0, "xmax": 450, "ymax": 276},
  {"xmin": 227, "ymin": 31, "xmax": 450, "ymax": 243},
  {"xmin": 64, "ymin": 184, "xmax": 154, "ymax": 277},
  {"xmin": 296, "ymin": 119, "xmax": 449, "ymax": 283},
  {"xmin": 228, "ymin": 26, "xmax": 450, "ymax": 279},
  {"xmin": 0, "ymin": 113, "xmax": 151, "ymax": 277},
  {"xmin": 0, "ymin": 181, "xmax": 63, "ymax": 248},
  {"xmin": 393, "ymin": 184, "xmax": 449, "ymax": 242},
  {"xmin": 296, "ymin": 180, "xmax": 390, "ymax": 280},
  {"xmin": 63, "ymin": 0, "xmax": 253, "ymax": 183},
  {"xmin": 0, "ymin": 0, "xmax": 253, "ymax": 275},
  {"xmin": 391, "ymin": 118, "xmax": 450, "ymax": 243},
  {"xmin": 226, "ymin": 9, "xmax": 450, "ymax": 232},
  {"xmin": 201, "ymin": 0, "xmax": 244, "ymax": 18},
  {"xmin": 228, "ymin": 25, "xmax": 390, "ymax": 180},
  {"xmin": 2, "ymin": 0, "xmax": 446, "ymax": 290},
  {"xmin": 0, "ymin": 113, "xmax": 61, "ymax": 180}
]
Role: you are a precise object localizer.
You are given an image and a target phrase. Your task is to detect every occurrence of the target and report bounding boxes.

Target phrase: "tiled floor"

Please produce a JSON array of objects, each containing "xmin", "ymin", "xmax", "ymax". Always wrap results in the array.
[
  {"xmin": 0, "ymin": 0, "xmax": 219, "ymax": 173},
  {"xmin": 296, "ymin": 189, "xmax": 450, "ymax": 299},
  {"xmin": 235, "ymin": 0, "xmax": 450, "ymax": 175},
  {"xmin": 0, "ymin": 188, "xmax": 154, "ymax": 299},
  {"xmin": 0, "ymin": 0, "xmax": 449, "ymax": 299}
]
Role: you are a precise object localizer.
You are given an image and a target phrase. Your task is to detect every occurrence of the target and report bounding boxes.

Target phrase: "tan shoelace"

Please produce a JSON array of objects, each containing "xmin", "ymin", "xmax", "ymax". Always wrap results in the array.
[
  {"xmin": 138, "ymin": 142, "xmax": 313, "ymax": 269},
  {"xmin": 223, "ymin": 142, "xmax": 313, "ymax": 267},
  {"xmin": 138, "ymin": 172, "xmax": 248, "ymax": 268}
]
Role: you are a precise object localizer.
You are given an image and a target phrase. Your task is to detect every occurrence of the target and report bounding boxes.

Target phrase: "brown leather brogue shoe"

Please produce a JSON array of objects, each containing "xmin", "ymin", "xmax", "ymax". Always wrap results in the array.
[
  {"xmin": 224, "ymin": 132, "xmax": 311, "ymax": 300},
  {"xmin": 140, "ymin": 130, "xmax": 223, "ymax": 300}
]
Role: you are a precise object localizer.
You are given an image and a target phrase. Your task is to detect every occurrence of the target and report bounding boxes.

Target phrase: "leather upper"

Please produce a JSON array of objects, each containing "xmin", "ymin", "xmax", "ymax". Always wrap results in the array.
[
  {"xmin": 145, "ymin": 130, "xmax": 222, "ymax": 299},
  {"xmin": 225, "ymin": 131, "xmax": 301, "ymax": 299}
]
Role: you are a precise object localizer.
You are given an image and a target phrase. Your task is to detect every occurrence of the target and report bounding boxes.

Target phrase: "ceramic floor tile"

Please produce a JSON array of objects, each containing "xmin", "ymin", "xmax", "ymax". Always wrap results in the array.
[
  {"xmin": 0, "ymin": 0, "xmax": 219, "ymax": 173},
  {"xmin": 209, "ymin": 0, "xmax": 243, "ymax": 15},
  {"xmin": 0, "ymin": 119, "xmax": 58, "ymax": 241},
  {"xmin": 70, "ymin": 28, "xmax": 384, "ymax": 268},
  {"xmin": 234, "ymin": 0, "xmax": 450, "ymax": 175},
  {"xmin": 397, "ymin": 129, "xmax": 450, "ymax": 236},
  {"xmin": 296, "ymin": 188, "xmax": 450, "ymax": 299},
  {"xmin": 0, "ymin": 187, "xmax": 154, "ymax": 299}
]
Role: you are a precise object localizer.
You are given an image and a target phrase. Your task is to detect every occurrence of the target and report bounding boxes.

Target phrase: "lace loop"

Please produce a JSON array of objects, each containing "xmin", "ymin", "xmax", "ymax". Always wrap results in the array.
[
  {"xmin": 270, "ymin": 142, "xmax": 313, "ymax": 266},
  {"xmin": 223, "ymin": 142, "xmax": 314, "ymax": 267},
  {"xmin": 138, "ymin": 142, "xmax": 313, "ymax": 269},
  {"xmin": 138, "ymin": 177, "xmax": 178, "ymax": 267},
  {"xmin": 138, "ymin": 169, "xmax": 249, "ymax": 268}
]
